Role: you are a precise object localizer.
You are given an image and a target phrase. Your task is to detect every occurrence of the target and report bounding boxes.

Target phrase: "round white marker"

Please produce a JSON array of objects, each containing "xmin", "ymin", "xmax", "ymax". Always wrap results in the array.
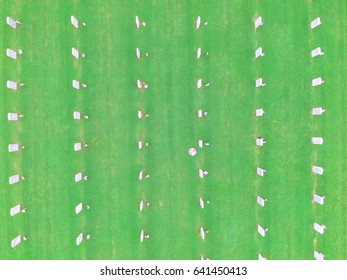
[{"xmin": 188, "ymin": 148, "xmax": 197, "ymax": 156}]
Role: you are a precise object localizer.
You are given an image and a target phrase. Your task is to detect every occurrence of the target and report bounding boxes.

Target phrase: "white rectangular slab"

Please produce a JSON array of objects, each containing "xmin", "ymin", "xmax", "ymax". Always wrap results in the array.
[
  {"xmin": 200, "ymin": 227, "xmax": 205, "ymax": 240},
  {"xmin": 72, "ymin": 80, "xmax": 80, "ymax": 89},
  {"xmin": 10, "ymin": 205, "xmax": 21, "ymax": 216},
  {"xmin": 312, "ymin": 166, "xmax": 324, "ymax": 175},
  {"xmin": 310, "ymin": 17, "xmax": 321, "ymax": 29},
  {"xmin": 312, "ymin": 137, "xmax": 323, "ymax": 145},
  {"xmin": 75, "ymin": 172, "xmax": 82, "ymax": 182},
  {"xmin": 311, "ymin": 107, "xmax": 325, "ymax": 115},
  {"xmin": 313, "ymin": 194, "xmax": 325, "ymax": 205},
  {"xmin": 256, "ymin": 138, "xmax": 264, "ymax": 146},
  {"xmin": 257, "ymin": 196, "xmax": 265, "ymax": 207},
  {"xmin": 257, "ymin": 167, "xmax": 266, "ymax": 176},
  {"xmin": 8, "ymin": 144, "xmax": 19, "ymax": 152},
  {"xmin": 6, "ymin": 48, "xmax": 17, "ymax": 59},
  {"xmin": 139, "ymin": 200, "xmax": 144, "ymax": 211},
  {"xmin": 76, "ymin": 233, "xmax": 83, "ymax": 245},
  {"xmin": 7, "ymin": 80, "xmax": 18, "ymax": 90},
  {"xmin": 71, "ymin": 16, "xmax": 79, "ymax": 28},
  {"xmin": 254, "ymin": 16, "xmax": 263, "ymax": 29},
  {"xmin": 196, "ymin": 47, "xmax": 201, "ymax": 59},
  {"xmin": 75, "ymin": 203, "xmax": 83, "ymax": 214},
  {"xmin": 73, "ymin": 111, "xmax": 81, "ymax": 120},
  {"xmin": 197, "ymin": 79, "xmax": 202, "ymax": 88},
  {"xmin": 8, "ymin": 113, "xmax": 18, "ymax": 121},
  {"xmin": 196, "ymin": 16, "xmax": 201, "ymax": 29},
  {"xmin": 256, "ymin": 108, "xmax": 264, "ymax": 117},
  {"xmin": 255, "ymin": 47, "xmax": 264, "ymax": 58},
  {"xmin": 72, "ymin": 48, "xmax": 79, "ymax": 59},
  {"xmin": 198, "ymin": 110, "xmax": 202, "ymax": 118},
  {"xmin": 312, "ymin": 77, "xmax": 324, "ymax": 87},
  {"xmin": 199, "ymin": 197, "xmax": 204, "ymax": 209},
  {"xmin": 198, "ymin": 140, "xmax": 203, "ymax": 148},
  {"xmin": 255, "ymin": 78, "xmax": 265, "ymax": 87},
  {"xmin": 199, "ymin": 169, "xmax": 204, "ymax": 178},
  {"xmin": 9, "ymin": 174, "xmax": 20, "ymax": 185},
  {"xmin": 74, "ymin": 143, "xmax": 82, "ymax": 151},
  {"xmin": 135, "ymin": 16, "xmax": 140, "ymax": 28},
  {"xmin": 314, "ymin": 223, "xmax": 325, "ymax": 234},
  {"xmin": 140, "ymin": 230, "xmax": 144, "ymax": 242},
  {"xmin": 257, "ymin": 225, "xmax": 266, "ymax": 237},
  {"xmin": 6, "ymin": 17, "xmax": 17, "ymax": 29},
  {"xmin": 314, "ymin": 251, "xmax": 324, "ymax": 260},
  {"xmin": 11, "ymin": 235, "xmax": 21, "ymax": 248},
  {"xmin": 311, "ymin": 47, "xmax": 324, "ymax": 58}
]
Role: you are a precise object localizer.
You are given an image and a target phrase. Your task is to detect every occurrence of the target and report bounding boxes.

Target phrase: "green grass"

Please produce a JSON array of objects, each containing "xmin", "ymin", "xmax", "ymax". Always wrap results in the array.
[{"xmin": 0, "ymin": 0, "xmax": 346, "ymax": 260}]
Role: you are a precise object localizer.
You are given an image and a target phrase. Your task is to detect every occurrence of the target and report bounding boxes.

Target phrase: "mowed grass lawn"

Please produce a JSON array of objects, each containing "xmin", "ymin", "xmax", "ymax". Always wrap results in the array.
[{"xmin": 0, "ymin": 0, "xmax": 346, "ymax": 260}]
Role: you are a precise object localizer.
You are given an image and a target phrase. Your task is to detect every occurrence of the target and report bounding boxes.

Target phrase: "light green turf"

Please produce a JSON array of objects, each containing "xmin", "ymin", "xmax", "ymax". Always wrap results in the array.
[{"xmin": 0, "ymin": 0, "xmax": 346, "ymax": 260}]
